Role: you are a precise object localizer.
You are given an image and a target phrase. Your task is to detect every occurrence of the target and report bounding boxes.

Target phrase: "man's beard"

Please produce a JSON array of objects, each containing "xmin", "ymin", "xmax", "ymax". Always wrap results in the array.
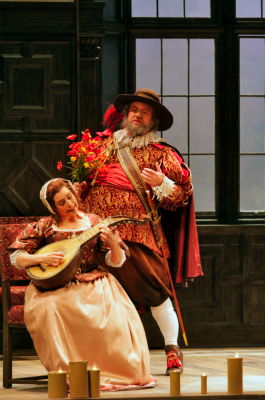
[{"xmin": 122, "ymin": 116, "xmax": 154, "ymax": 137}]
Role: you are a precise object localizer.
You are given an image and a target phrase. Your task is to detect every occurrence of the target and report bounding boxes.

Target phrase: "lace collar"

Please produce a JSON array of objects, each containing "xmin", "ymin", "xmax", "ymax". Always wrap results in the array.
[{"xmin": 114, "ymin": 128, "xmax": 162, "ymax": 149}]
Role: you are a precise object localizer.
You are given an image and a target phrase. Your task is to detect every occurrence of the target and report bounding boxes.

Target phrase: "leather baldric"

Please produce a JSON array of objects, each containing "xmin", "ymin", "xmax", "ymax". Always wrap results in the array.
[
  {"xmin": 115, "ymin": 140, "xmax": 189, "ymax": 346},
  {"xmin": 115, "ymin": 141, "xmax": 163, "ymax": 248}
]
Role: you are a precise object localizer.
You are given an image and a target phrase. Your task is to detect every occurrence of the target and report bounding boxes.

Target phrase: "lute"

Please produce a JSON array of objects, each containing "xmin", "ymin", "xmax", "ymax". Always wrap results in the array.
[{"xmin": 26, "ymin": 215, "xmax": 148, "ymax": 290}]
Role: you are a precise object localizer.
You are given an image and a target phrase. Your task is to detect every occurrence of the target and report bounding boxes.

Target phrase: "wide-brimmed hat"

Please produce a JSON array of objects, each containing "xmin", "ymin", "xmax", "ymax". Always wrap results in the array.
[{"xmin": 114, "ymin": 88, "xmax": 173, "ymax": 131}]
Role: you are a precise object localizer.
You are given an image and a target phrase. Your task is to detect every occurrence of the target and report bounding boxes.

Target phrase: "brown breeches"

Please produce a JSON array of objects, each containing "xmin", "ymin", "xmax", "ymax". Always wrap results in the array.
[{"xmin": 106, "ymin": 241, "xmax": 172, "ymax": 307}]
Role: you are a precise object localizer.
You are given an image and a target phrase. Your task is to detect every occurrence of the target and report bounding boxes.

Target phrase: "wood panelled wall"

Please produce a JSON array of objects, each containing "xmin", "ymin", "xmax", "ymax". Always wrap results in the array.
[
  {"xmin": 142, "ymin": 224, "xmax": 265, "ymax": 348},
  {"xmin": 0, "ymin": 0, "xmax": 265, "ymax": 350},
  {"xmin": 0, "ymin": 0, "xmax": 105, "ymax": 217}
]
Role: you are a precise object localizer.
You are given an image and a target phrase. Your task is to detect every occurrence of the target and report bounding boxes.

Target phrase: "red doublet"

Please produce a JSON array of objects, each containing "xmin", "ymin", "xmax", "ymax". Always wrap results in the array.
[
  {"xmin": 81, "ymin": 137, "xmax": 192, "ymax": 256},
  {"xmin": 79, "ymin": 135, "xmax": 203, "ymax": 297}
]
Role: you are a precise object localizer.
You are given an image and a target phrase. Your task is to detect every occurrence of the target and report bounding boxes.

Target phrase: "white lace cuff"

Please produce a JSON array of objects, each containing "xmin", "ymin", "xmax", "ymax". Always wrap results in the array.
[
  {"xmin": 10, "ymin": 249, "xmax": 27, "ymax": 269},
  {"xmin": 105, "ymin": 249, "xmax": 126, "ymax": 268},
  {"xmin": 153, "ymin": 174, "xmax": 175, "ymax": 201}
]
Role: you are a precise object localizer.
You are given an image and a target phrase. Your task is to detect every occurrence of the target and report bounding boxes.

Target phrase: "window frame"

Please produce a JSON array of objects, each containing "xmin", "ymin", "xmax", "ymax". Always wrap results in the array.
[{"xmin": 123, "ymin": 0, "xmax": 265, "ymax": 224}]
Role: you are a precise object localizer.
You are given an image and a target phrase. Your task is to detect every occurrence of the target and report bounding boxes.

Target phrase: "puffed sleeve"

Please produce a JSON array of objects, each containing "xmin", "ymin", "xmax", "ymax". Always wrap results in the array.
[
  {"xmin": 8, "ymin": 217, "xmax": 52, "ymax": 254},
  {"xmin": 153, "ymin": 146, "xmax": 193, "ymax": 211}
]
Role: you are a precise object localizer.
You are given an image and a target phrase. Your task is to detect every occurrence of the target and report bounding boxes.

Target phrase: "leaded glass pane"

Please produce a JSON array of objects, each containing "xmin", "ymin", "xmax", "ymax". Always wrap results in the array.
[
  {"xmin": 131, "ymin": 0, "xmax": 156, "ymax": 17},
  {"xmin": 240, "ymin": 38, "xmax": 265, "ymax": 95},
  {"xmin": 132, "ymin": 0, "xmax": 211, "ymax": 18},
  {"xmin": 135, "ymin": 37, "xmax": 216, "ymax": 213},
  {"xmin": 236, "ymin": 0, "xmax": 261, "ymax": 18},
  {"xmin": 240, "ymin": 98, "xmax": 265, "ymax": 153},
  {"xmin": 136, "ymin": 39, "xmax": 161, "ymax": 93},
  {"xmin": 186, "ymin": 0, "xmax": 210, "ymax": 17},
  {"xmin": 162, "ymin": 97, "xmax": 188, "ymax": 153},
  {"xmin": 190, "ymin": 155, "xmax": 215, "ymax": 212},
  {"xmin": 190, "ymin": 39, "xmax": 215, "ymax": 95},
  {"xmin": 240, "ymin": 156, "xmax": 265, "ymax": 211},
  {"xmin": 163, "ymin": 39, "xmax": 188, "ymax": 95},
  {"xmin": 158, "ymin": 0, "xmax": 183, "ymax": 17},
  {"xmin": 190, "ymin": 97, "xmax": 215, "ymax": 153}
]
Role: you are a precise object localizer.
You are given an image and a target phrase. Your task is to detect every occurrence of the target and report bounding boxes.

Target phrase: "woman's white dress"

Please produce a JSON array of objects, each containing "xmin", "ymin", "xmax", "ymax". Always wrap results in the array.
[{"xmin": 9, "ymin": 213, "xmax": 154, "ymax": 390}]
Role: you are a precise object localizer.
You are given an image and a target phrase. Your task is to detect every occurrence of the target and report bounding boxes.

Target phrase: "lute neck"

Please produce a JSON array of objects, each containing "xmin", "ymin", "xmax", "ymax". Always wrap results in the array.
[
  {"xmin": 76, "ymin": 223, "xmax": 101, "ymax": 246},
  {"xmin": 75, "ymin": 217, "xmax": 127, "ymax": 247}
]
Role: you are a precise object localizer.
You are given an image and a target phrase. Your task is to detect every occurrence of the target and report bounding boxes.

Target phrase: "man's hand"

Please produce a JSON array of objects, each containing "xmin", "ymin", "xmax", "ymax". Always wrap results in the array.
[{"xmin": 141, "ymin": 162, "xmax": 163, "ymax": 187}]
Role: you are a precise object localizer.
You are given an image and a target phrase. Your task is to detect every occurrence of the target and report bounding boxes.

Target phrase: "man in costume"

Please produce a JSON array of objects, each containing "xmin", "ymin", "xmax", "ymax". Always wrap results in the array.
[{"xmin": 79, "ymin": 88, "xmax": 203, "ymax": 374}]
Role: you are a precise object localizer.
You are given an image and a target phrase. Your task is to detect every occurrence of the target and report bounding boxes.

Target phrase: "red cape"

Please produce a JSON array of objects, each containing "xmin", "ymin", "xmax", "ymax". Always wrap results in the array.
[
  {"xmin": 161, "ymin": 195, "xmax": 203, "ymax": 285},
  {"xmin": 151, "ymin": 142, "xmax": 203, "ymax": 285}
]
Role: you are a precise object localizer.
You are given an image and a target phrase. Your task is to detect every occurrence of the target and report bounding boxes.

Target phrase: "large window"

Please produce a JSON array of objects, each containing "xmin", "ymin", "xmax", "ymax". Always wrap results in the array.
[
  {"xmin": 239, "ymin": 35, "xmax": 265, "ymax": 213},
  {"xmin": 129, "ymin": 1, "xmax": 265, "ymax": 221},
  {"xmin": 136, "ymin": 38, "xmax": 215, "ymax": 212}
]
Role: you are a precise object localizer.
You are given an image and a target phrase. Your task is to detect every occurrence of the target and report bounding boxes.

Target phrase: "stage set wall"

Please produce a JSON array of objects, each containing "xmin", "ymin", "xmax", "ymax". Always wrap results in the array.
[{"xmin": 0, "ymin": 0, "xmax": 264, "ymax": 353}]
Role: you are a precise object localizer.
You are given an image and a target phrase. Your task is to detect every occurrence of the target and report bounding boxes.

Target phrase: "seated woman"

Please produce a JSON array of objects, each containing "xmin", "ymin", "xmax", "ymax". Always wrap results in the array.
[{"xmin": 9, "ymin": 178, "xmax": 154, "ymax": 391}]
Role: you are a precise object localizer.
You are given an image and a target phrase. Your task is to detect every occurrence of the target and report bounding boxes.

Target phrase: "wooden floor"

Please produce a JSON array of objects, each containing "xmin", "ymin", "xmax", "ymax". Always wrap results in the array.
[{"xmin": 1, "ymin": 348, "xmax": 265, "ymax": 400}]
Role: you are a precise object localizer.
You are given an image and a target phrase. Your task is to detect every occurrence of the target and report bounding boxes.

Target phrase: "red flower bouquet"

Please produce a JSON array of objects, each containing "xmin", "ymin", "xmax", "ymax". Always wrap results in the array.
[
  {"xmin": 57, "ymin": 105, "xmax": 123, "ymax": 183},
  {"xmin": 57, "ymin": 129, "xmax": 107, "ymax": 183}
]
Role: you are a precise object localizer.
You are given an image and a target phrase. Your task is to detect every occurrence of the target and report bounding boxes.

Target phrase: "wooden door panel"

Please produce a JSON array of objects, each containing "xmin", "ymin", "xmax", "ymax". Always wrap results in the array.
[{"xmin": 0, "ymin": 39, "xmax": 73, "ymax": 215}]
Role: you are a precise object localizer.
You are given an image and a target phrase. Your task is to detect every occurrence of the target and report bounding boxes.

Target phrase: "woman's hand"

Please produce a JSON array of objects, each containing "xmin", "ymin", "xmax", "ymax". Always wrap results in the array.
[
  {"xmin": 99, "ymin": 226, "xmax": 123, "ymax": 266},
  {"xmin": 16, "ymin": 251, "xmax": 64, "ymax": 269},
  {"xmin": 99, "ymin": 226, "xmax": 118, "ymax": 247},
  {"xmin": 141, "ymin": 162, "xmax": 163, "ymax": 187},
  {"xmin": 38, "ymin": 252, "xmax": 65, "ymax": 267}
]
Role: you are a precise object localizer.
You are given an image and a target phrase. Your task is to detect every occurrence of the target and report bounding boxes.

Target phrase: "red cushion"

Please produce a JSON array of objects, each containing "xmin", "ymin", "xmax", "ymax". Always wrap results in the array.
[
  {"xmin": 0, "ymin": 218, "xmax": 42, "ymax": 325},
  {"xmin": 0, "ymin": 216, "xmax": 42, "ymax": 225},
  {"xmin": 0, "ymin": 286, "xmax": 27, "ymax": 305},
  {"xmin": 0, "ymin": 224, "xmax": 31, "ymax": 281},
  {"xmin": 7, "ymin": 305, "xmax": 24, "ymax": 324},
  {"xmin": 10, "ymin": 286, "xmax": 28, "ymax": 305}
]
